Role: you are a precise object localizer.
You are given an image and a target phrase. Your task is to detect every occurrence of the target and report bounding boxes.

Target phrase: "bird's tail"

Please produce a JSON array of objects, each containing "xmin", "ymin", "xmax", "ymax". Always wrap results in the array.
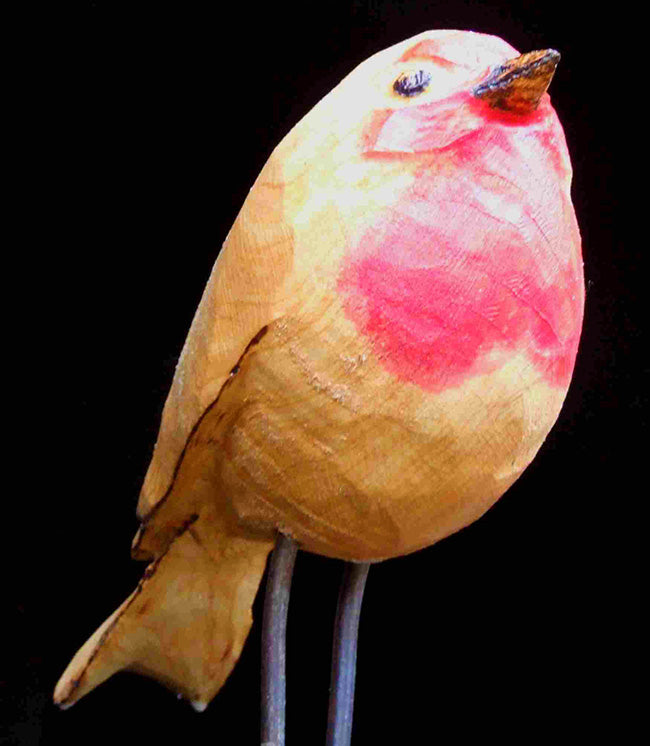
[{"xmin": 53, "ymin": 503, "xmax": 275, "ymax": 711}]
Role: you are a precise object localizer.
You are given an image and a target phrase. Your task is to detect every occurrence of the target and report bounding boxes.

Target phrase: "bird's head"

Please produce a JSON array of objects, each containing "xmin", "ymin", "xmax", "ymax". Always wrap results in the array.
[
  {"xmin": 275, "ymin": 29, "xmax": 570, "ymax": 211},
  {"xmin": 357, "ymin": 31, "xmax": 559, "ymax": 154}
]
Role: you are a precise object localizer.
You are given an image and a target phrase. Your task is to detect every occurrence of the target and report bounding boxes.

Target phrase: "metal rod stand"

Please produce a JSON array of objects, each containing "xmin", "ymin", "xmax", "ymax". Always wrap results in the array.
[
  {"xmin": 261, "ymin": 533, "xmax": 298, "ymax": 746},
  {"xmin": 326, "ymin": 562, "xmax": 371, "ymax": 746}
]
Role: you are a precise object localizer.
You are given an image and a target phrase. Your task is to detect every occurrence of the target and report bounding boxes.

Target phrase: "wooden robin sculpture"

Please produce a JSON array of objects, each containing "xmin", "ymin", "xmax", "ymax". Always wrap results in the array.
[{"xmin": 54, "ymin": 29, "xmax": 584, "ymax": 745}]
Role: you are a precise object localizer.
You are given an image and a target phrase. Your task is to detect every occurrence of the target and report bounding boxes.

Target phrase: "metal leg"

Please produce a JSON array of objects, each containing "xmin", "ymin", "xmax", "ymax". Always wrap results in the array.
[
  {"xmin": 326, "ymin": 562, "xmax": 371, "ymax": 746},
  {"xmin": 261, "ymin": 533, "xmax": 298, "ymax": 746}
]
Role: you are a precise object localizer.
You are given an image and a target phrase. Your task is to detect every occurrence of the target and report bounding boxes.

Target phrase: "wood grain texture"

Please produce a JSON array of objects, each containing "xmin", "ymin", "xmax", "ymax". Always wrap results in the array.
[
  {"xmin": 55, "ymin": 28, "xmax": 584, "ymax": 710},
  {"xmin": 54, "ymin": 500, "xmax": 275, "ymax": 709}
]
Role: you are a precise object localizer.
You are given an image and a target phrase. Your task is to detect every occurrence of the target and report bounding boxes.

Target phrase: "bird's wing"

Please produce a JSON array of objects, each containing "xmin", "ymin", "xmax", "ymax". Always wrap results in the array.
[
  {"xmin": 133, "ymin": 151, "xmax": 294, "ymax": 557},
  {"xmin": 54, "ymin": 151, "xmax": 294, "ymax": 710}
]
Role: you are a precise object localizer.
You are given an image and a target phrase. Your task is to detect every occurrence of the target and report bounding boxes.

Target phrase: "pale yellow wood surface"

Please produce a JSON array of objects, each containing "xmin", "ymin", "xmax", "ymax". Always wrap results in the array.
[{"xmin": 55, "ymin": 499, "xmax": 274, "ymax": 709}]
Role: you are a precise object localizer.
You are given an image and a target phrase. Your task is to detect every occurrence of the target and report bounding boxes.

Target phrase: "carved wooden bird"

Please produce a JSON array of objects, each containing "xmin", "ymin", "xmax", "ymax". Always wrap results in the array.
[{"xmin": 54, "ymin": 28, "xmax": 583, "ymax": 734}]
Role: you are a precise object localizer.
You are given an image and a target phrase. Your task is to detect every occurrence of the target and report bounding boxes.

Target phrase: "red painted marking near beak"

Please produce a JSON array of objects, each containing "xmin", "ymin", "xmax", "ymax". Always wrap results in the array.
[{"xmin": 340, "ymin": 99, "xmax": 583, "ymax": 392}]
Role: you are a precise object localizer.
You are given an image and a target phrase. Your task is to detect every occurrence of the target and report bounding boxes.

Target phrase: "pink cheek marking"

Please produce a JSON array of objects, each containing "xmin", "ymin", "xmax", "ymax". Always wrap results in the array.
[
  {"xmin": 339, "ymin": 120, "xmax": 583, "ymax": 393},
  {"xmin": 361, "ymin": 110, "xmax": 393, "ymax": 153}
]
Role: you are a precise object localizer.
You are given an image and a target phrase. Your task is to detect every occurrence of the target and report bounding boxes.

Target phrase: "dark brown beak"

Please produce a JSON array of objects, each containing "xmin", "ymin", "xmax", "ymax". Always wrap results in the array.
[{"xmin": 473, "ymin": 49, "xmax": 560, "ymax": 115}]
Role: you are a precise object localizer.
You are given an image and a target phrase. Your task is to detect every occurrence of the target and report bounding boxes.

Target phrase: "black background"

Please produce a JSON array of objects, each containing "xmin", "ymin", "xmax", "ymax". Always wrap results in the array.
[{"xmin": 6, "ymin": 1, "xmax": 642, "ymax": 744}]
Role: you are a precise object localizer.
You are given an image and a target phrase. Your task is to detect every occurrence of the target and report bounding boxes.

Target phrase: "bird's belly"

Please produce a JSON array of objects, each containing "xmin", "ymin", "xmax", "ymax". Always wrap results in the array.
[{"xmin": 218, "ymin": 316, "xmax": 567, "ymax": 561}]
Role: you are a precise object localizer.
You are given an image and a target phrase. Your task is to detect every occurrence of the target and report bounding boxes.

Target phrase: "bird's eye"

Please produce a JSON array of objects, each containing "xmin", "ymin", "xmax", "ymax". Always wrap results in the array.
[{"xmin": 393, "ymin": 69, "xmax": 431, "ymax": 97}]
